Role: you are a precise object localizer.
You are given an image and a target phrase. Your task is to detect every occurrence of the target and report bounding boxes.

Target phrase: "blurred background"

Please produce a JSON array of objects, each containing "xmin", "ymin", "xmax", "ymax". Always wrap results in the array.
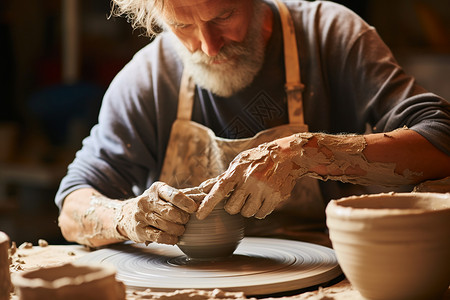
[{"xmin": 0, "ymin": 0, "xmax": 449, "ymax": 245}]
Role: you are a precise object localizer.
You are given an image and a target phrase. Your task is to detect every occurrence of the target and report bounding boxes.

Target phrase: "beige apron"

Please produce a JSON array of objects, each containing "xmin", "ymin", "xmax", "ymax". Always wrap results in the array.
[{"xmin": 160, "ymin": 0, "xmax": 329, "ymax": 246}]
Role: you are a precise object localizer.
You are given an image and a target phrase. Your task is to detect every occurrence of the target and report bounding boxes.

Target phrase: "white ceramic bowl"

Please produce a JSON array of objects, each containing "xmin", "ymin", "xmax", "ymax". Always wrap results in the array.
[
  {"xmin": 326, "ymin": 192, "xmax": 450, "ymax": 300},
  {"xmin": 177, "ymin": 202, "xmax": 245, "ymax": 260}
]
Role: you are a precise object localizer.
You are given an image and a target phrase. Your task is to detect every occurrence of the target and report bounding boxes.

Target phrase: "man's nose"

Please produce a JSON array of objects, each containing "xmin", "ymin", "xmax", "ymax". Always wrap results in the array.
[{"xmin": 197, "ymin": 24, "xmax": 224, "ymax": 57}]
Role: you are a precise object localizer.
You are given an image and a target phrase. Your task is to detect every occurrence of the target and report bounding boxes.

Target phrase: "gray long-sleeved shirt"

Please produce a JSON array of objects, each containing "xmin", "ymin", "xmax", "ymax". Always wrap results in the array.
[{"xmin": 55, "ymin": 0, "xmax": 450, "ymax": 210}]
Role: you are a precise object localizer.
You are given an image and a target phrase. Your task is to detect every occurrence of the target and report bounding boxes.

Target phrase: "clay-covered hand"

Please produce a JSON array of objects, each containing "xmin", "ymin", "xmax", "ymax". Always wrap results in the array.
[
  {"xmin": 196, "ymin": 140, "xmax": 302, "ymax": 220},
  {"xmin": 114, "ymin": 182, "xmax": 198, "ymax": 245},
  {"xmin": 180, "ymin": 177, "xmax": 218, "ymax": 202},
  {"xmin": 196, "ymin": 130, "xmax": 417, "ymax": 221}
]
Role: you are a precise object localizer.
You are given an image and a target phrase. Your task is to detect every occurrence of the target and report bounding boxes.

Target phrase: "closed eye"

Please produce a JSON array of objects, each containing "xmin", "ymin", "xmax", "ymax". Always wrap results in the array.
[
  {"xmin": 174, "ymin": 22, "xmax": 192, "ymax": 30},
  {"xmin": 213, "ymin": 9, "xmax": 235, "ymax": 24}
]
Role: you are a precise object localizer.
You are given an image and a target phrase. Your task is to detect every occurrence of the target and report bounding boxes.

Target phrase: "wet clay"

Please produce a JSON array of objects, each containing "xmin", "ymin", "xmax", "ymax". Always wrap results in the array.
[
  {"xmin": 70, "ymin": 192, "xmax": 126, "ymax": 248},
  {"xmin": 289, "ymin": 131, "xmax": 420, "ymax": 186},
  {"xmin": 177, "ymin": 201, "xmax": 244, "ymax": 259}
]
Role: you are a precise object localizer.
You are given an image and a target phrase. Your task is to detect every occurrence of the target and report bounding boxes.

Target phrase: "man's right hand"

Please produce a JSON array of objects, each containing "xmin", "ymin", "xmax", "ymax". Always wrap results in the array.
[{"xmin": 115, "ymin": 182, "xmax": 198, "ymax": 245}]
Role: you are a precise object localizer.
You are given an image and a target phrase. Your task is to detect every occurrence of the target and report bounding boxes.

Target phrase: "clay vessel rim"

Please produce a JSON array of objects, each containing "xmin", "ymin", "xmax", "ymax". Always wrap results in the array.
[
  {"xmin": 11, "ymin": 262, "xmax": 117, "ymax": 289},
  {"xmin": 326, "ymin": 192, "xmax": 450, "ymax": 218}
]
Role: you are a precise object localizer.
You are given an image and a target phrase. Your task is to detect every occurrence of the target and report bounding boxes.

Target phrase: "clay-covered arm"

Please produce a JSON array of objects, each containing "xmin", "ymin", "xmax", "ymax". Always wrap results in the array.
[
  {"xmin": 354, "ymin": 128, "xmax": 449, "ymax": 183},
  {"xmin": 58, "ymin": 182, "xmax": 201, "ymax": 247},
  {"xmin": 293, "ymin": 127, "xmax": 448, "ymax": 186},
  {"xmin": 196, "ymin": 128, "xmax": 450, "ymax": 220},
  {"xmin": 58, "ymin": 188, "xmax": 125, "ymax": 247}
]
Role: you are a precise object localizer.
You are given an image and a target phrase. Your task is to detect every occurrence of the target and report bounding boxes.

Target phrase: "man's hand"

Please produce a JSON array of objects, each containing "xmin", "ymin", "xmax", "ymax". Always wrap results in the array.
[
  {"xmin": 115, "ymin": 182, "xmax": 199, "ymax": 245},
  {"xmin": 196, "ymin": 129, "xmax": 441, "ymax": 221},
  {"xmin": 196, "ymin": 140, "xmax": 300, "ymax": 220}
]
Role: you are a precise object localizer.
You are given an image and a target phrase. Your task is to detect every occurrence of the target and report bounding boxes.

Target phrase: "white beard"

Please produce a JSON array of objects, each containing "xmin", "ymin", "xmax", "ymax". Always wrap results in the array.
[{"xmin": 170, "ymin": 2, "xmax": 266, "ymax": 97}]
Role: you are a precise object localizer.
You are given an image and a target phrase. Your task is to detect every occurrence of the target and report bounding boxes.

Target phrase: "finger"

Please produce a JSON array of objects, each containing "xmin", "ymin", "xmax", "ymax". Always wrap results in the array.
[
  {"xmin": 154, "ymin": 182, "xmax": 198, "ymax": 213},
  {"xmin": 147, "ymin": 198, "xmax": 190, "ymax": 224},
  {"xmin": 224, "ymin": 188, "xmax": 248, "ymax": 215},
  {"xmin": 241, "ymin": 188, "xmax": 264, "ymax": 217},
  {"xmin": 180, "ymin": 176, "xmax": 219, "ymax": 198},
  {"xmin": 183, "ymin": 192, "xmax": 207, "ymax": 203},
  {"xmin": 180, "ymin": 186, "xmax": 202, "ymax": 195},
  {"xmin": 144, "ymin": 212, "xmax": 186, "ymax": 236},
  {"xmin": 144, "ymin": 227, "xmax": 178, "ymax": 245},
  {"xmin": 254, "ymin": 197, "xmax": 277, "ymax": 219},
  {"xmin": 199, "ymin": 176, "xmax": 219, "ymax": 193},
  {"xmin": 196, "ymin": 178, "xmax": 236, "ymax": 220}
]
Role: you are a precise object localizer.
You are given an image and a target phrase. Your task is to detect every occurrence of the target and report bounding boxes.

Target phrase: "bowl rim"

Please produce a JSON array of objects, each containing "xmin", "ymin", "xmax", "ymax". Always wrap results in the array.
[{"xmin": 326, "ymin": 192, "xmax": 450, "ymax": 219}]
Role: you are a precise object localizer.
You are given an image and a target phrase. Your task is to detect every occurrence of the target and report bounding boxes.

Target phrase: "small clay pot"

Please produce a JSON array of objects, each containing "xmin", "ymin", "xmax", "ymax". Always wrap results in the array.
[
  {"xmin": 11, "ymin": 262, "xmax": 125, "ymax": 300},
  {"xmin": 326, "ymin": 192, "xmax": 450, "ymax": 300},
  {"xmin": 0, "ymin": 231, "xmax": 11, "ymax": 300},
  {"xmin": 178, "ymin": 202, "xmax": 245, "ymax": 260}
]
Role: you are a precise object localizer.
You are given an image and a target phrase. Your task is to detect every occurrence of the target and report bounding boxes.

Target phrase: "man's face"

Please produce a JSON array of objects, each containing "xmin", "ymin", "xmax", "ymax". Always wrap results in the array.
[
  {"xmin": 161, "ymin": 0, "xmax": 267, "ymax": 97},
  {"xmin": 162, "ymin": 0, "xmax": 254, "ymax": 57}
]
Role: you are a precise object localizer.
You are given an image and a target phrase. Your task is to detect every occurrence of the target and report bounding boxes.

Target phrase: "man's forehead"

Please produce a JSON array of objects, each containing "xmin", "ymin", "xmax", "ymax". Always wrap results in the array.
[{"xmin": 162, "ymin": 0, "xmax": 245, "ymax": 22}]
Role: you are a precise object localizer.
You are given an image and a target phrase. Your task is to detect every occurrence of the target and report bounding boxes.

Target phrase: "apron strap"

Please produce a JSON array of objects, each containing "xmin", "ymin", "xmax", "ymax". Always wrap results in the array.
[
  {"xmin": 177, "ymin": 70, "xmax": 195, "ymax": 120},
  {"xmin": 272, "ymin": 0, "xmax": 306, "ymax": 126}
]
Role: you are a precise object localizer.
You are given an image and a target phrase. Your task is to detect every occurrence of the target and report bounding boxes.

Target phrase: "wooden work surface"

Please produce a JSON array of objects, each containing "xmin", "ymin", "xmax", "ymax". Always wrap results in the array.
[{"xmin": 8, "ymin": 244, "xmax": 450, "ymax": 300}]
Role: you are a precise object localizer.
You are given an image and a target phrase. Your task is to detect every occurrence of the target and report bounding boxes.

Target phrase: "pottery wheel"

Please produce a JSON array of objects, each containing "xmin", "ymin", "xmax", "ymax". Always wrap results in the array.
[{"xmin": 77, "ymin": 237, "xmax": 342, "ymax": 295}]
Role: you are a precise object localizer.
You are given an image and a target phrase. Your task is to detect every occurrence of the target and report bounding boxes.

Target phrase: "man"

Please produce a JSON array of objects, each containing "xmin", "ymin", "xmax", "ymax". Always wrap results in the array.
[{"xmin": 56, "ymin": 0, "xmax": 450, "ymax": 248}]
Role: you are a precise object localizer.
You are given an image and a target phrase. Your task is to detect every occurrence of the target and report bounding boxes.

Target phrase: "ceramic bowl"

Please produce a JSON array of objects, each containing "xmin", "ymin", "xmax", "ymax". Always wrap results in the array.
[
  {"xmin": 177, "ymin": 202, "xmax": 245, "ymax": 260},
  {"xmin": 11, "ymin": 262, "xmax": 125, "ymax": 300},
  {"xmin": 326, "ymin": 192, "xmax": 450, "ymax": 300}
]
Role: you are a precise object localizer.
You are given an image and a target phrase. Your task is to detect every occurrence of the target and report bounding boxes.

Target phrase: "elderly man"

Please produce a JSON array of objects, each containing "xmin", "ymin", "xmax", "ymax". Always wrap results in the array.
[{"xmin": 56, "ymin": 0, "xmax": 450, "ymax": 248}]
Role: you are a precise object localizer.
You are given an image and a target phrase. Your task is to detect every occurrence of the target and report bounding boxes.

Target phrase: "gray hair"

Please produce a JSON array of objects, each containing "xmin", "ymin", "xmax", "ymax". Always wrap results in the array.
[{"xmin": 111, "ymin": 0, "xmax": 165, "ymax": 36}]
